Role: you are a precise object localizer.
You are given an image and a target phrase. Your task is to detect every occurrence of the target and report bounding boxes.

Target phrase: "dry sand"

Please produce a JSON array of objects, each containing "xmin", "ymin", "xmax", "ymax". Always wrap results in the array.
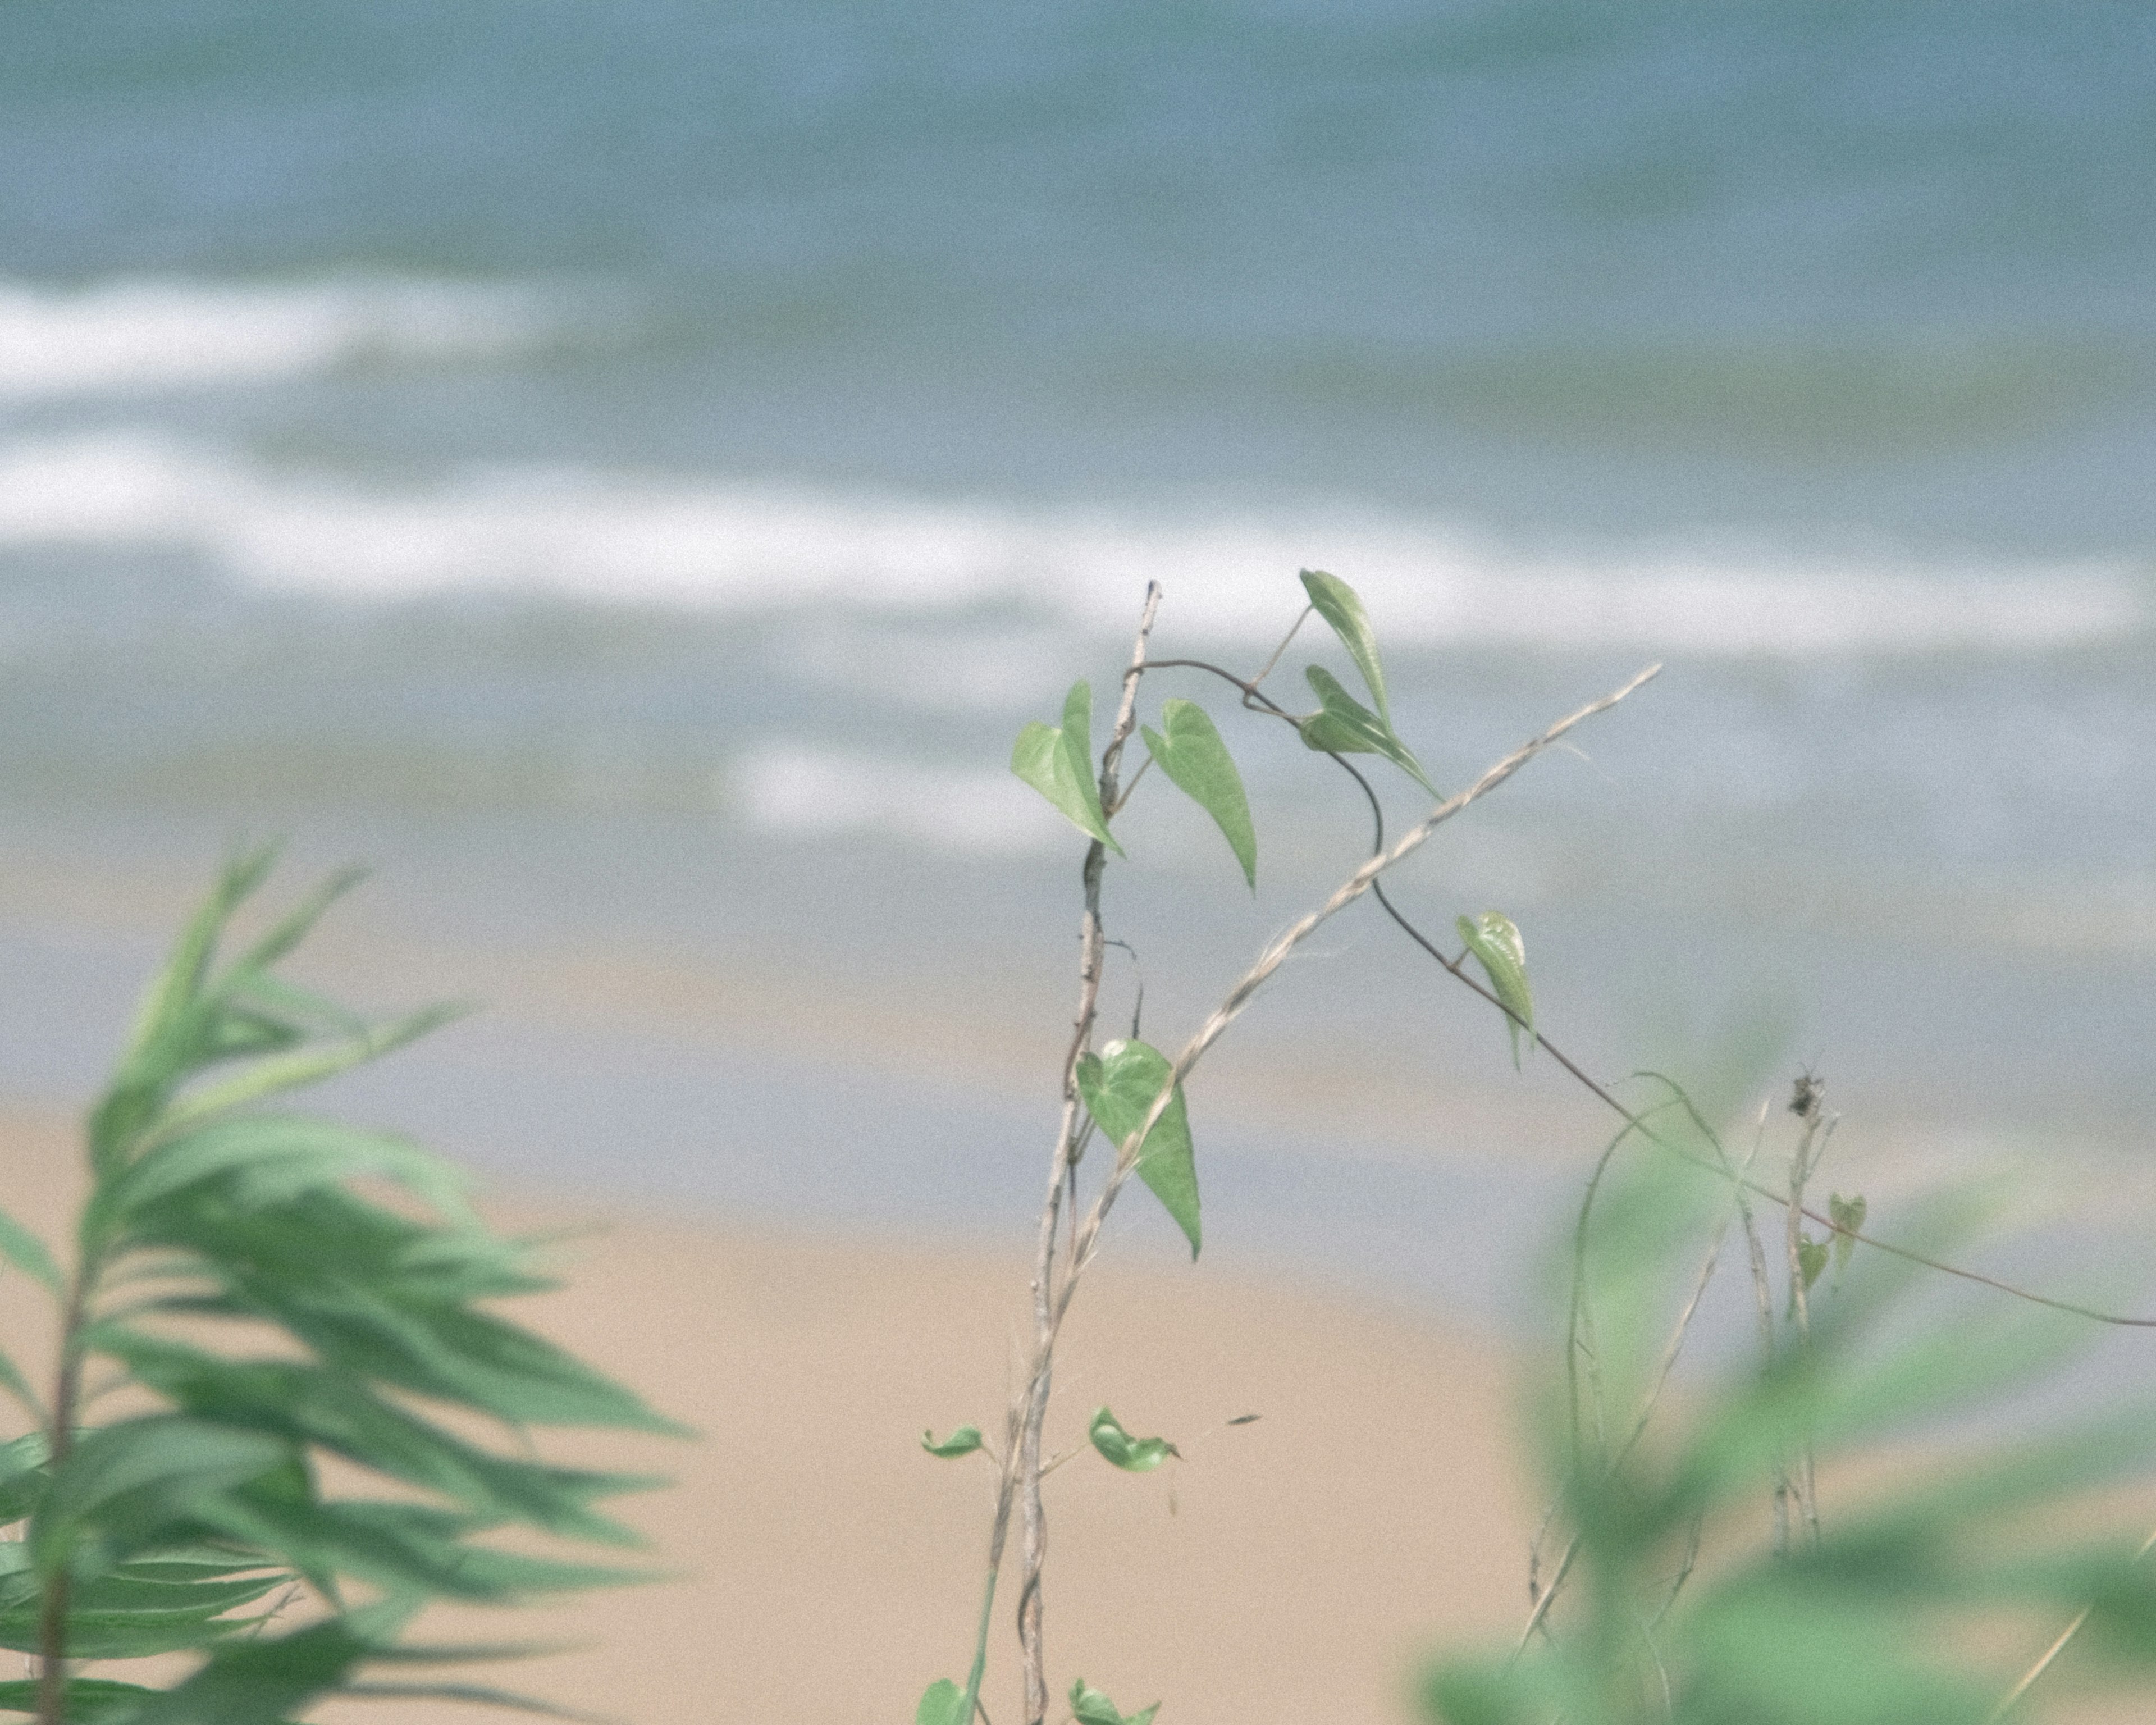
[{"xmin": 0, "ymin": 1107, "xmax": 1538, "ymax": 1725}]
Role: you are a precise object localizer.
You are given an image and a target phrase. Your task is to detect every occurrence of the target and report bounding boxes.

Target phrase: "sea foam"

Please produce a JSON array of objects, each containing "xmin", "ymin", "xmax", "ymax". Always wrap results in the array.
[
  {"xmin": 0, "ymin": 432, "xmax": 2143, "ymax": 659},
  {"xmin": 0, "ymin": 275, "xmax": 554, "ymax": 399}
]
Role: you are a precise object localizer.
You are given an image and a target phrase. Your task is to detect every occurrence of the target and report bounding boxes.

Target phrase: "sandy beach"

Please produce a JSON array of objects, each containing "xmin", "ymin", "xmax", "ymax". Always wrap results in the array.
[{"xmin": 0, "ymin": 1106, "xmax": 1538, "ymax": 1725}]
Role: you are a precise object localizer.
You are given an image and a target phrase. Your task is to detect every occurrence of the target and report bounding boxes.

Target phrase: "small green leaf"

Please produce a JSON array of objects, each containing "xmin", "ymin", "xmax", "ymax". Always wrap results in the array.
[
  {"xmin": 1088, "ymin": 1407, "xmax": 1179, "ymax": 1473},
  {"xmin": 921, "ymin": 1427, "xmax": 983, "ymax": 1459},
  {"xmin": 1298, "ymin": 666, "xmax": 1436, "ymax": 795},
  {"xmin": 1829, "ymin": 1193, "xmax": 1867, "ymax": 1274},
  {"xmin": 1456, "ymin": 912, "xmax": 1534, "ymax": 1069},
  {"xmin": 1300, "ymin": 568, "xmax": 1390, "ymax": 725},
  {"xmin": 0, "ymin": 1206, "xmax": 60, "ymax": 1295},
  {"xmin": 1074, "ymin": 1040, "xmax": 1200, "ymax": 1258},
  {"xmin": 1071, "ymin": 1676, "xmax": 1161, "ymax": 1725},
  {"xmin": 1797, "ymin": 1235, "xmax": 1829, "ymax": 1294},
  {"xmin": 1141, "ymin": 699, "xmax": 1256, "ymax": 889},
  {"xmin": 916, "ymin": 1677, "xmax": 967, "ymax": 1725},
  {"xmin": 1010, "ymin": 682, "xmax": 1122, "ymax": 855},
  {"xmin": 154, "ymin": 1003, "xmax": 465, "ymax": 1138}
]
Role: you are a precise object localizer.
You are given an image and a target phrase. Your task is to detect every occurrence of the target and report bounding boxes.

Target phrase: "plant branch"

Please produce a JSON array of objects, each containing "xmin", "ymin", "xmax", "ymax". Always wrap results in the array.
[
  {"xmin": 1062, "ymin": 664, "xmax": 1660, "ymax": 1308},
  {"xmin": 1147, "ymin": 652, "xmax": 2156, "ymax": 1331},
  {"xmin": 1012, "ymin": 581, "xmax": 1161, "ymax": 1725}
]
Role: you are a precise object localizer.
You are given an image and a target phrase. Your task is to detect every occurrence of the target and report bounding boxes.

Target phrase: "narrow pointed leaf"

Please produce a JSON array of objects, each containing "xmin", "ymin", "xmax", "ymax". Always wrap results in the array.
[
  {"xmin": 0, "ymin": 1677, "xmax": 166, "ymax": 1723},
  {"xmin": 1301, "ymin": 568, "xmax": 1390, "ymax": 724},
  {"xmin": 0, "ymin": 1347, "xmax": 45, "ymax": 1425},
  {"xmin": 156, "ymin": 1003, "xmax": 466, "ymax": 1137},
  {"xmin": 117, "ymin": 848, "xmax": 277, "ymax": 1079},
  {"xmin": 920, "ymin": 1427, "xmax": 983, "ymax": 1459},
  {"xmin": 0, "ymin": 1206, "xmax": 61, "ymax": 1294},
  {"xmin": 1456, "ymin": 912, "xmax": 1534, "ymax": 1069},
  {"xmin": 1299, "ymin": 665, "xmax": 1435, "ymax": 795},
  {"xmin": 1141, "ymin": 700, "xmax": 1255, "ymax": 888},
  {"xmin": 108, "ymin": 1116, "xmax": 472, "ymax": 1226},
  {"xmin": 1074, "ymin": 1039, "xmax": 1199, "ymax": 1258},
  {"xmin": 1010, "ymin": 682, "xmax": 1122, "ymax": 854},
  {"xmin": 1087, "ymin": 1407, "xmax": 1179, "ymax": 1472},
  {"xmin": 118, "ymin": 1613, "xmax": 377, "ymax": 1725}
]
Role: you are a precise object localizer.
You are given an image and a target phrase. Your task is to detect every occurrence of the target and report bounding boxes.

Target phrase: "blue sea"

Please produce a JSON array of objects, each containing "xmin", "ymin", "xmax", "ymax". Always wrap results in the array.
[{"xmin": 2, "ymin": 0, "xmax": 2152, "ymax": 1320}]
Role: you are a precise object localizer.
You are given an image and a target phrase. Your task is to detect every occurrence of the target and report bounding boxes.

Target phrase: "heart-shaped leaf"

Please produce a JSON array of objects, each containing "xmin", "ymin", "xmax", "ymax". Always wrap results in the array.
[
  {"xmin": 920, "ymin": 1426, "xmax": 983, "ymax": 1459},
  {"xmin": 1070, "ymin": 1676, "xmax": 1161, "ymax": 1725},
  {"xmin": 1456, "ymin": 912, "xmax": 1534, "ymax": 1069},
  {"xmin": 1301, "ymin": 568, "xmax": 1390, "ymax": 725},
  {"xmin": 1298, "ymin": 666, "xmax": 1435, "ymax": 796},
  {"xmin": 1797, "ymin": 1234, "xmax": 1828, "ymax": 1294},
  {"xmin": 1011, "ymin": 682, "xmax": 1122, "ymax": 855},
  {"xmin": 1141, "ymin": 699, "xmax": 1255, "ymax": 889},
  {"xmin": 1087, "ymin": 1408, "xmax": 1179, "ymax": 1473},
  {"xmin": 917, "ymin": 1677, "xmax": 967, "ymax": 1725},
  {"xmin": 1074, "ymin": 1039, "xmax": 1199, "ymax": 1258}
]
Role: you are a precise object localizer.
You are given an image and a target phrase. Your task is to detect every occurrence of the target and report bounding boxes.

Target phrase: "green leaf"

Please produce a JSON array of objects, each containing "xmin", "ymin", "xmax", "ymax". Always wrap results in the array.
[
  {"xmin": 120, "ymin": 1612, "xmax": 380, "ymax": 1725},
  {"xmin": 1829, "ymin": 1193, "xmax": 1867, "ymax": 1274},
  {"xmin": 1797, "ymin": 1234, "xmax": 1829, "ymax": 1294},
  {"xmin": 106, "ymin": 1116, "xmax": 473, "ymax": 1229},
  {"xmin": 1300, "ymin": 568, "xmax": 1391, "ymax": 725},
  {"xmin": 0, "ymin": 1677, "xmax": 167, "ymax": 1724},
  {"xmin": 916, "ymin": 1678, "xmax": 967, "ymax": 1725},
  {"xmin": 0, "ymin": 1205, "xmax": 61, "ymax": 1295},
  {"xmin": 0, "ymin": 1347, "xmax": 43, "ymax": 1427},
  {"xmin": 1074, "ymin": 1040, "xmax": 1200, "ymax": 1258},
  {"xmin": 154, "ymin": 1002, "xmax": 466, "ymax": 1138},
  {"xmin": 1298, "ymin": 665, "xmax": 1436, "ymax": 795},
  {"xmin": 1070, "ymin": 1676, "xmax": 1161, "ymax": 1725},
  {"xmin": 0, "ymin": 1434, "xmax": 49, "ymax": 1524},
  {"xmin": 1455, "ymin": 912, "xmax": 1534, "ymax": 1069},
  {"xmin": 99, "ymin": 1336, "xmax": 654, "ymax": 1546},
  {"xmin": 31, "ymin": 1417, "xmax": 295, "ymax": 1575},
  {"xmin": 1087, "ymin": 1407, "xmax": 1179, "ymax": 1473},
  {"xmin": 1141, "ymin": 700, "xmax": 1255, "ymax": 889},
  {"xmin": 920, "ymin": 1427, "xmax": 983, "ymax": 1459},
  {"xmin": 1010, "ymin": 682, "xmax": 1122, "ymax": 855}
]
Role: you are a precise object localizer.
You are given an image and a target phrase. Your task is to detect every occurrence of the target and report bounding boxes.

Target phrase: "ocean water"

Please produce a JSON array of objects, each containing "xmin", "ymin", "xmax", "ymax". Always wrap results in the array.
[{"xmin": 2, "ymin": 0, "xmax": 2152, "ymax": 1311}]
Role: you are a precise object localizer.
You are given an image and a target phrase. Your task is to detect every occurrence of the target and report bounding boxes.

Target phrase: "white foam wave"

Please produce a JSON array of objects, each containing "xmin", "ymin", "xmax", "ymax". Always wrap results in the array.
[
  {"xmin": 731, "ymin": 744, "xmax": 1060, "ymax": 854},
  {"xmin": 0, "ymin": 276, "xmax": 554, "ymax": 399},
  {"xmin": 1, "ymin": 432, "xmax": 2143, "ymax": 657}
]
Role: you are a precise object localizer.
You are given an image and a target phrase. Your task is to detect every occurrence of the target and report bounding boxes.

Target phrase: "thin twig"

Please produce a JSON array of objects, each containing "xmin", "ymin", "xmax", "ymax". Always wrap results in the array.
[
  {"xmin": 1012, "ymin": 581, "xmax": 1162, "ymax": 1725},
  {"xmin": 1988, "ymin": 1521, "xmax": 2156, "ymax": 1721}
]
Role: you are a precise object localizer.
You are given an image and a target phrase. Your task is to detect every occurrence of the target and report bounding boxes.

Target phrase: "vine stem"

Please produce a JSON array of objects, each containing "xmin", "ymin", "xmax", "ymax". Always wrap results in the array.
[
  {"xmin": 1149, "ymin": 654, "xmax": 2156, "ymax": 1332},
  {"xmin": 1009, "ymin": 581, "xmax": 1161, "ymax": 1725}
]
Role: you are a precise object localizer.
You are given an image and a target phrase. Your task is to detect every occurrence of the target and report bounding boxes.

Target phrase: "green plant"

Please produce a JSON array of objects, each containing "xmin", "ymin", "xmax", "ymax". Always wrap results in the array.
[
  {"xmin": 917, "ymin": 573, "xmax": 1659, "ymax": 1725},
  {"xmin": 919, "ymin": 571, "xmax": 2156, "ymax": 1725},
  {"xmin": 0, "ymin": 851, "xmax": 682, "ymax": 1725},
  {"xmin": 1427, "ymin": 1107, "xmax": 2156, "ymax": 1725}
]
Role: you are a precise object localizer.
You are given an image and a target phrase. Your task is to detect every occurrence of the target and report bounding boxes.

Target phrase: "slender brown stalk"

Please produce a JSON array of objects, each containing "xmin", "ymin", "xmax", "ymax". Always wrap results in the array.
[
  {"xmin": 1011, "ymin": 582, "xmax": 1161, "ymax": 1725},
  {"xmin": 1782, "ymin": 1087, "xmax": 1834, "ymax": 1546}
]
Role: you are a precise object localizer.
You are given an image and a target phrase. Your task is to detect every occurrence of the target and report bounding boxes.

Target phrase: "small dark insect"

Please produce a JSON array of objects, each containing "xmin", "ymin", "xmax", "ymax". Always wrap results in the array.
[
  {"xmin": 1789, "ymin": 1069, "xmax": 1825, "ymax": 1117},
  {"xmin": 1226, "ymin": 1413, "xmax": 1262, "ymax": 1426}
]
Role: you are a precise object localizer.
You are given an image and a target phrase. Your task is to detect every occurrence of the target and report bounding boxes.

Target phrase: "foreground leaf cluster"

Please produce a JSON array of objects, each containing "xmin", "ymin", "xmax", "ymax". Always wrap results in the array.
[{"xmin": 0, "ymin": 852, "xmax": 681, "ymax": 1725}]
